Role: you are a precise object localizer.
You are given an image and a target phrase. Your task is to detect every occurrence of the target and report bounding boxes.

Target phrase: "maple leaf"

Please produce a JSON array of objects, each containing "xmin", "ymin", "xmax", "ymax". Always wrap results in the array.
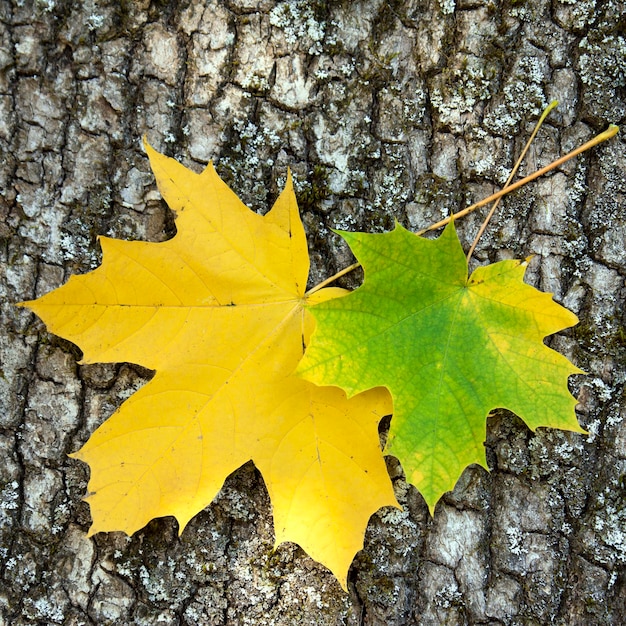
[
  {"xmin": 20, "ymin": 142, "xmax": 398, "ymax": 588},
  {"xmin": 298, "ymin": 221, "xmax": 584, "ymax": 511}
]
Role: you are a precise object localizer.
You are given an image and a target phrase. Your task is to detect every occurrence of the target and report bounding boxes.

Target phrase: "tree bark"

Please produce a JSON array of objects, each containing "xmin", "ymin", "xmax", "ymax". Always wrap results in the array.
[{"xmin": 1, "ymin": 0, "xmax": 625, "ymax": 624}]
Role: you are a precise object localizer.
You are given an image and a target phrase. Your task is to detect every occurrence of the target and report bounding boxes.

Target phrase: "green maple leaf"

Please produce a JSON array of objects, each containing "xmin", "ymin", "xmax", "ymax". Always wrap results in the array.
[{"xmin": 298, "ymin": 221, "xmax": 585, "ymax": 511}]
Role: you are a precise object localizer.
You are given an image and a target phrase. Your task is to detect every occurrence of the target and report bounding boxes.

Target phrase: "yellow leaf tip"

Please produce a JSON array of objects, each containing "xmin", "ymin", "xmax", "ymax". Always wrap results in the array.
[
  {"xmin": 142, "ymin": 137, "xmax": 161, "ymax": 163},
  {"xmin": 285, "ymin": 167, "xmax": 294, "ymax": 190},
  {"xmin": 175, "ymin": 514, "xmax": 193, "ymax": 536}
]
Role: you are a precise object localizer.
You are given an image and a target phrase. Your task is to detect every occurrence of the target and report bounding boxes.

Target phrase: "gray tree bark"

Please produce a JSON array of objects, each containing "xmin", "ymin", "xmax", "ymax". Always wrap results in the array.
[{"xmin": 1, "ymin": 0, "xmax": 625, "ymax": 624}]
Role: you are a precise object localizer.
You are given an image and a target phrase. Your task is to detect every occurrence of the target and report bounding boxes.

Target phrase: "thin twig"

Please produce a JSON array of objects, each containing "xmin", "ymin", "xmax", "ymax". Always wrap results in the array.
[
  {"xmin": 466, "ymin": 101, "xmax": 559, "ymax": 262},
  {"xmin": 305, "ymin": 262, "xmax": 360, "ymax": 296},
  {"xmin": 306, "ymin": 123, "xmax": 619, "ymax": 294},
  {"xmin": 417, "ymin": 124, "xmax": 619, "ymax": 236}
]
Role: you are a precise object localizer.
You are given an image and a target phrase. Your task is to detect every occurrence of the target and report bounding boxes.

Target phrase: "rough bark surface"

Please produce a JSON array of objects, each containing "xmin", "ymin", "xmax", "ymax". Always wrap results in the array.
[{"xmin": 1, "ymin": 0, "xmax": 625, "ymax": 624}]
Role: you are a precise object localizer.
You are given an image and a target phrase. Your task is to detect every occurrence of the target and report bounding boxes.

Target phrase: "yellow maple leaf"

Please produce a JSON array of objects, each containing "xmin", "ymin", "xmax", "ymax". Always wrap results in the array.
[{"xmin": 20, "ymin": 141, "xmax": 398, "ymax": 588}]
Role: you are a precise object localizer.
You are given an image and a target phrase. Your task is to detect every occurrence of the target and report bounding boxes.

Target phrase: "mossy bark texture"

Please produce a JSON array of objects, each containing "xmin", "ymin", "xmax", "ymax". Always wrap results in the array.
[{"xmin": 1, "ymin": 0, "xmax": 625, "ymax": 624}]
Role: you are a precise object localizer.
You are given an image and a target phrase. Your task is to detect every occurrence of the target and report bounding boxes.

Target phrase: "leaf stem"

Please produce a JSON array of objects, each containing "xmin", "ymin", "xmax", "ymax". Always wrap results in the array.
[
  {"xmin": 466, "ymin": 101, "xmax": 559, "ymax": 262},
  {"xmin": 306, "ymin": 262, "xmax": 360, "ymax": 295},
  {"xmin": 307, "ymin": 123, "xmax": 619, "ymax": 293},
  {"xmin": 417, "ymin": 123, "xmax": 619, "ymax": 236}
]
